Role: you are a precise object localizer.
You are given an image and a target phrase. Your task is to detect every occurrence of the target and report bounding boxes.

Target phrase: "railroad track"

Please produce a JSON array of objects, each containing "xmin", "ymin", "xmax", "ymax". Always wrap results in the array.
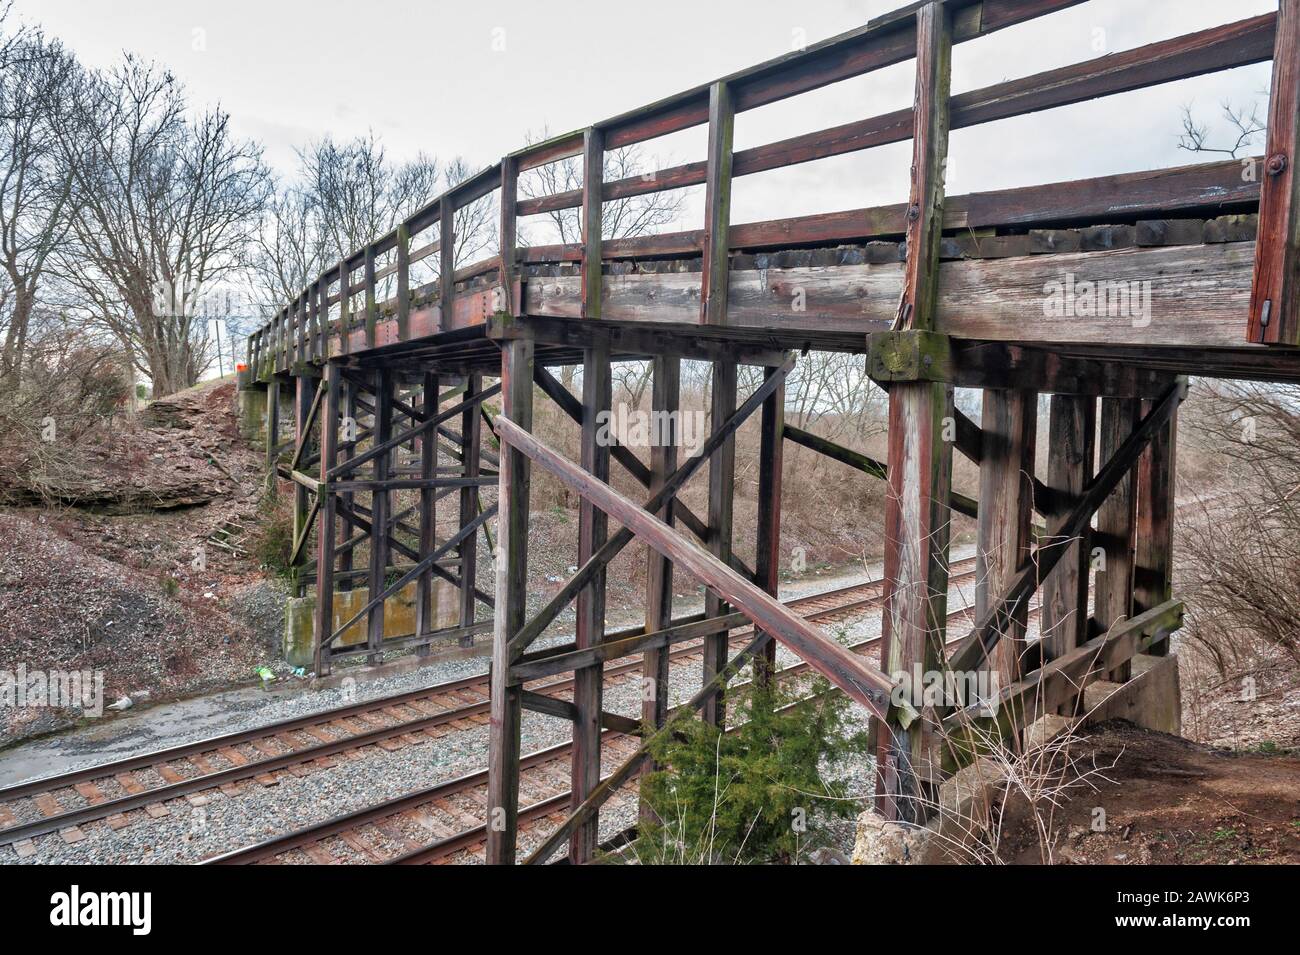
[
  {"xmin": 208, "ymin": 577, "xmax": 1007, "ymax": 866},
  {"xmin": 0, "ymin": 556, "xmax": 977, "ymax": 854}
]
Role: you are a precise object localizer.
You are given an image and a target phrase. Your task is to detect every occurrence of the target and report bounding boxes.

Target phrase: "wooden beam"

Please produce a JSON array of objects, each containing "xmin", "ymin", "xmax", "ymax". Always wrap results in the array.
[
  {"xmin": 877, "ymin": 0, "xmax": 954, "ymax": 826},
  {"xmin": 1096, "ymin": 396, "xmax": 1140, "ymax": 682},
  {"xmin": 701, "ymin": 81, "xmax": 735, "ymax": 327},
  {"xmin": 1250, "ymin": 0, "xmax": 1300, "ymax": 343},
  {"xmin": 570, "ymin": 340, "xmax": 610, "ymax": 864},
  {"xmin": 753, "ymin": 364, "xmax": 785, "ymax": 687},
  {"xmin": 493, "ymin": 416, "xmax": 904, "ymax": 720},
  {"xmin": 313, "ymin": 363, "xmax": 342, "ymax": 676},
  {"xmin": 581, "ymin": 128, "xmax": 604, "ymax": 320},
  {"xmin": 440, "ymin": 201, "xmax": 455, "ymax": 333},
  {"xmin": 1133, "ymin": 403, "xmax": 1178, "ymax": 656},
  {"xmin": 486, "ymin": 337, "xmax": 533, "ymax": 866},
  {"xmin": 457, "ymin": 375, "xmax": 483, "ymax": 647},
  {"xmin": 1040, "ymin": 395, "xmax": 1095, "ymax": 693},
  {"xmin": 702, "ymin": 359, "xmax": 736, "ymax": 728},
  {"xmin": 366, "ymin": 369, "xmax": 393, "ymax": 663},
  {"xmin": 415, "ymin": 371, "xmax": 438, "ymax": 651},
  {"xmin": 506, "ymin": 357, "xmax": 792, "ymax": 658},
  {"xmin": 946, "ymin": 379, "xmax": 1187, "ymax": 676},
  {"xmin": 975, "ymin": 388, "xmax": 1037, "ymax": 688},
  {"xmin": 641, "ymin": 354, "xmax": 678, "ymax": 822}
]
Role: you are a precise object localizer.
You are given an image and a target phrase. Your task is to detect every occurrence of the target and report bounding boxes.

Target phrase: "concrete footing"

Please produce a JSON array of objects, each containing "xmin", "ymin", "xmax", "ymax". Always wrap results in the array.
[{"xmin": 283, "ymin": 580, "xmax": 457, "ymax": 669}]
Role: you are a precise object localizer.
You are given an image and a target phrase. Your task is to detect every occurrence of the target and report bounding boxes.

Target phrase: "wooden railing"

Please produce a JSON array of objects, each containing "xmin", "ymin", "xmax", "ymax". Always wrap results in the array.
[{"xmin": 246, "ymin": 0, "xmax": 1297, "ymax": 377}]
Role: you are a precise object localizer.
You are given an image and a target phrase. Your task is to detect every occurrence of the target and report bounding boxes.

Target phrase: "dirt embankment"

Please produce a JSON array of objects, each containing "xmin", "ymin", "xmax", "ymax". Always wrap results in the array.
[
  {"xmin": 998, "ymin": 720, "xmax": 1300, "ymax": 865},
  {"xmin": 0, "ymin": 378, "xmax": 287, "ymax": 743}
]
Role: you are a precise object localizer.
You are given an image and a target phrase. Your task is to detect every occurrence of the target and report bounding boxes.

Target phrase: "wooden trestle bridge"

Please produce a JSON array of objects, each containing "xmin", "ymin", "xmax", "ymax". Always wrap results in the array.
[{"xmin": 240, "ymin": 0, "xmax": 1300, "ymax": 863}]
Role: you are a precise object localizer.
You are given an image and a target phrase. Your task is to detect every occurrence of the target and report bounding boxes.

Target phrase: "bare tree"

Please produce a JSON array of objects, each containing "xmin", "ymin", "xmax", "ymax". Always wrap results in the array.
[
  {"xmin": 54, "ymin": 55, "xmax": 269, "ymax": 396},
  {"xmin": 1177, "ymin": 98, "xmax": 1266, "ymax": 160},
  {"xmin": 0, "ymin": 32, "xmax": 77, "ymax": 382}
]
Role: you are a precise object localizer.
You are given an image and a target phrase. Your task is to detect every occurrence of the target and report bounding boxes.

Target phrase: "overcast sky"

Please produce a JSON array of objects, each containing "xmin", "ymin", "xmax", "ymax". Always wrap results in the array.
[{"xmin": 15, "ymin": 0, "xmax": 1278, "ymax": 232}]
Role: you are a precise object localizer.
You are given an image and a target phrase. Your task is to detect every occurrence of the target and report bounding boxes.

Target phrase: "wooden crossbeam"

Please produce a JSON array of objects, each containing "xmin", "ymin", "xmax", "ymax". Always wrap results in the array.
[
  {"xmin": 946, "ymin": 378, "xmax": 1187, "ymax": 676},
  {"xmin": 324, "ymin": 505, "xmax": 498, "ymax": 649},
  {"xmin": 505, "ymin": 356, "xmax": 794, "ymax": 659},
  {"xmin": 327, "ymin": 382, "xmax": 501, "ymax": 478},
  {"xmin": 494, "ymin": 416, "xmax": 904, "ymax": 721}
]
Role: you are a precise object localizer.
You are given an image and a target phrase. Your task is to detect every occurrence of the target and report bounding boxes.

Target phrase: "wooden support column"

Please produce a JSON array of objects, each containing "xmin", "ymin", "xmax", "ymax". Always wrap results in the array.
[
  {"xmin": 337, "ymin": 265, "xmax": 350, "ymax": 357},
  {"xmin": 313, "ymin": 363, "xmax": 341, "ymax": 677},
  {"xmin": 1096, "ymin": 397, "xmax": 1141, "ymax": 681},
  {"xmin": 570, "ymin": 339, "xmax": 611, "ymax": 864},
  {"xmin": 581, "ymin": 128, "xmax": 604, "ymax": 320},
  {"xmin": 975, "ymin": 389, "xmax": 1038, "ymax": 690},
  {"xmin": 1040, "ymin": 395, "xmax": 1095, "ymax": 713},
  {"xmin": 701, "ymin": 359, "xmax": 736, "ymax": 728},
  {"xmin": 1250, "ymin": 0, "xmax": 1300, "ymax": 344},
  {"xmin": 367, "ymin": 368, "xmax": 394, "ymax": 663},
  {"xmin": 754, "ymin": 364, "xmax": 785, "ymax": 687},
  {"xmin": 641, "ymin": 355, "xmax": 678, "ymax": 822},
  {"xmin": 486, "ymin": 336, "xmax": 534, "ymax": 866},
  {"xmin": 1133, "ymin": 404, "xmax": 1178, "ymax": 655},
  {"xmin": 265, "ymin": 377, "xmax": 281, "ymax": 501},
  {"xmin": 338, "ymin": 381, "xmax": 357, "ymax": 591},
  {"xmin": 292, "ymin": 375, "xmax": 315, "ymax": 597},
  {"xmin": 876, "ymin": 0, "xmax": 953, "ymax": 825},
  {"xmin": 415, "ymin": 371, "xmax": 439, "ymax": 652},
  {"xmin": 458, "ymin": 374, "xmax": 483, "ymax": 647}
]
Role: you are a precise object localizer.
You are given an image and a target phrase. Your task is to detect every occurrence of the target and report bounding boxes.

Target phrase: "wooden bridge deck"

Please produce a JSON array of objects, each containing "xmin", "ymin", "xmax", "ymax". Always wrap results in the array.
[{"xmin": 242, "ymin": 0, "xmax": 1300, "ymax": 864}]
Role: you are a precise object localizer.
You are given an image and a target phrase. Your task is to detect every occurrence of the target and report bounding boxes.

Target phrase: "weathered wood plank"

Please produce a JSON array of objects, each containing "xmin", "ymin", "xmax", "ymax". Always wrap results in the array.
[
  {"xmin": 486, "ymin": 337, "xmax": 533, "ymax": 866},
  {"xmin": 1040, "ymin": 395, "xmax": 1095, "ymax": 690},
  {"xmin": 523, "ymin": 242, "xmax": 1255, "ymax": 346},
  {"xmin": 975, "ymin": 388, "xmax": 1037, "ymax": 688}
]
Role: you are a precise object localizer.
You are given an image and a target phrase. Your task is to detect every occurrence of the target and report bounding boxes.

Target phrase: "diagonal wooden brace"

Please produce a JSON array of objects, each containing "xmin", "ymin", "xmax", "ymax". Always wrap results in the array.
[
  {"xmin": 505, "ymin": 355, "xmax": 794, "ymax": 659},
  {"xmin": 494, "ymin": 414, "xmax": 905, "ymax": 721}
]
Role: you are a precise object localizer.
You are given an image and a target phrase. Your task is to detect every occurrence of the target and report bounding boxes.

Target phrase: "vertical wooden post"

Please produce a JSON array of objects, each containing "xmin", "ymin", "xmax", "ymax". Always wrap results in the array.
[
  {"xmin": 458, "ymin": 373, "xmax": 483, "ymax": 647},
  {"xmin": 500, "ymin": 157, "xmax": 518, "ymax": 303},
  {"xmin": 1096, "ymin": 397, "xmax": 1140, "ymax": 681},
  {"xmin": 1041, "ymin": 395, "xmax": 1096, "ymax": 713},
  {"xmin": 416, "ymin": 371, "xmax": 439, "ymax": 651},
  {"xmin": 292, "ymin": 375, "xmax": 314, "ymax": 597},
  {"xmin": 314, "ymin": 362, "xmax": 341, "ymax": 677},
  {"xmin": 570, "ymin": 339, "xmax": 611, "ymax": 864},
  {"xmin": 396, "ymin": 223, "xmax": 411, "ymax": 340},
  {"xmin": 700, "ymin": 80, "xmax": 734, "ymax": 327},
  {"xmin": 338, "ymin": 381, "xmax": 357, "ymax": 591},
  {"xmin": 440, "ymin": 199, "xmax": 455, "ymax": 332},
  {"xmin": 701, "ymin": 359, "xmax": 736, "ymax": 728},
  {"xmin": 1133, "ymin": 405, "xmax": 1178, "ymax": 654},
  {"xmin": 641, "ymin": 354, "xmax": 678, "ymax": 822},
  {"xmin": 975, "ymin": 388, "xmax": 1038, "ymax": 688},
  {"xmin": 581, "ymin": 128, "xmax": 604, "ymax": 320},
  {"xmin": 1249, "ymin": 0, "xmax": 1300, "ymax": 344},
  {"xmin": 877, "ymin": 0, "xmax": 953, "ymax": 825},
  {"xmin": 338, "ymin": 264, "xmax": 351, "ymax": 356},
  {"xmin": 364, "ymin": 247, "xmax": 378, "ymax": 349},
  {"xmin": 265, "ymin": 377, "xmax": 281, "ymax": 502},
  {"xmin": 367, "ymin": 368, "xmax": 393, "ymax": 663},
  {"xmin": 486, "ymin": 336, "xmax": 534, "ymax": 866},
  {"xmin": 753, "ymin": 364, "xmax": 786, "ymax": 687}
]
